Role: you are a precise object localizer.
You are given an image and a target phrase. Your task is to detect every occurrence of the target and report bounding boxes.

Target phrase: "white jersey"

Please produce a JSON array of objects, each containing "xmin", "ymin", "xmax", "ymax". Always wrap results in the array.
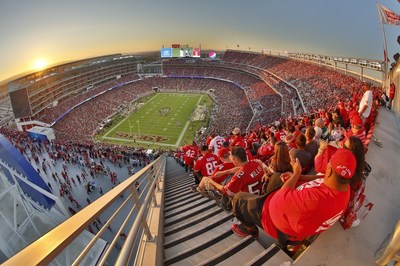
[{"xmin": 208, "ymin": 135, "xmax": 225, "ymax": 156}]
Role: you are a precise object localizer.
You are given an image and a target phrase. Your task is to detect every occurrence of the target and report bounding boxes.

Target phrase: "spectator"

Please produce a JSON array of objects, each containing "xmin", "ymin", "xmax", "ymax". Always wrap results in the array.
[
  {"xmin": 231, "ymin": 149, "xmax": 356, "ymax": 244},
  {"xmin": 198, "ymin": 147, "xmax": 235, "ymax": 192},
  {"xmin": 208, "ymin": 133, "xmax": 226, "ymax": 156},
  {"xmin": 266, "ymin": 142, "xmax": 292, "ymax": 176},
  {"xmin": 340, "ymin": 136, "xmax": 367, "ymax": 228},
  {"xmin": 315, "ymin": 118, "xmax": 330, "ymax": 141},
  {"xmin": 256, "ymin": 136, "xmax": 277, "ymax": 162},
  {"xmin": 230, "ymin": 128, "xmax": 244, "ymax": 147},
  {"xmin": 205, "ymin": 146, "xmax": 264, "ymax": 197},
  {"xmin": 304, "ymin": 126, "xmax": 319, "ymax": 164},
  {"xmin": 341, "ymin": 115, "xmax": 366, "ymax": 149},
  {"xmin": 289, "ymin": 133, "xmax": 312, "ymax": 173},
  {"xmin": 182, "ymin": 141, "xmax": 198, "ymax": 172},
  {"xmin": 192, "ymin": 145, "xmax": 218, "ymax": 190},
  {"xmin": 389, "ymin": 82, "xmax": 396, "ymax": 110},
  {"xmin": 358, "ymin": 83, "xmax": 373, "ymax": 124}
]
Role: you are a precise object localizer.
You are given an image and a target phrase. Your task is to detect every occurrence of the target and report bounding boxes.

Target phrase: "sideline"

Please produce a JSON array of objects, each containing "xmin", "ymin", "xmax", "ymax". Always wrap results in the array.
[
  {"xmin": 174, "ymin": 95, "xmax": 203, "ymax": 147},
  {"xmin": 102, "ymin": 94, "xmax": 160, "ymax": 138}
]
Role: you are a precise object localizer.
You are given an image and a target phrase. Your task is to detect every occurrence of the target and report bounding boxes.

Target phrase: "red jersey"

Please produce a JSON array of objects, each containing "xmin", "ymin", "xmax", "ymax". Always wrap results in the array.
[
  {"xmin": 211, "ymin": 162, "xmax": 235, "ymax": 184},
  {"xmin": 230, "ymin": 134, "xmax": 244, "ymax": 147},
  {"xmin": 223, "ymin": 161, "xmax": 263, "ymax": 196},
  {"xmin": 258, "ymin": 143, "xmax": 274, "ymax": 157},
  {"xmin": 246, "ymin": 132, "xmax": 258, "ymax": 146},
  {"xmin": 275, "ymin": 130, "xmax": 286, "ymax": 142},
  {"xmin": 262, "ymin": 178, "xmax": 350, "ymax": 241},
  {"xmin": 193, "ymin": 153, "xmax": 219, "ymax": 177},
  {"xmin": 246, "ymin": 149, "xmax": 253, "ymax": 161},
  {"xmin": 182, "ymin": 145, "xmax": 198, "ymax": 166}
]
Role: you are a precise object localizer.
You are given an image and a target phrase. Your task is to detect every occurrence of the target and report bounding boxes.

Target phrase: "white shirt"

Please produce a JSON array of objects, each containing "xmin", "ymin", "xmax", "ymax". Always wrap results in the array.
[
  {"xmin": 358, "ymin": 90, "xmax": 372, "ymax": 119},
  {"xmin": 208, "ymin": 135, "xmax": 225, "ymax": 156}
]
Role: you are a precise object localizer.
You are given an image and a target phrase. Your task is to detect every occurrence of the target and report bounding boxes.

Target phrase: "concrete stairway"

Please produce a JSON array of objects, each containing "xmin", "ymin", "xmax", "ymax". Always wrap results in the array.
[{"xmin": 163, "ymin": 157, "xmax": 291, "ymax": 265}]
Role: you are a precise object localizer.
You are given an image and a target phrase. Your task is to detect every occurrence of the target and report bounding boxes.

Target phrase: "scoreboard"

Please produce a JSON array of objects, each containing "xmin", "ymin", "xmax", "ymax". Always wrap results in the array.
[{"xmin": 161, "ymin": 44, "xmax": 201, "ymax": 58}]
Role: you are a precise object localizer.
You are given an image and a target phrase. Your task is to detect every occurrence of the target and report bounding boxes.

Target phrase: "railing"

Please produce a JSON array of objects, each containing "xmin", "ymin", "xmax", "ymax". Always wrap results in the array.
[{"xmin": 3, "ymin": 153, "xmax": 167, "ymax": 266}]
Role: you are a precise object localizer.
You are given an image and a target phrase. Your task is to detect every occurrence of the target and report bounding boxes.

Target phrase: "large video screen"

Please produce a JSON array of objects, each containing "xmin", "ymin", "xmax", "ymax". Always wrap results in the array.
[
  {"xmin": 161, "ymin": 44, "xmax": 200, "ymax": 58},
  {"xmin": 9, "ymin": 88, "xmax": 32, "ymax": 118}
]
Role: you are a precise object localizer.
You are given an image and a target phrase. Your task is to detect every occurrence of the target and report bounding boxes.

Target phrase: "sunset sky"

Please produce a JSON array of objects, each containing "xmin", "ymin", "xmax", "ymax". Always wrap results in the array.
[{"xmin": 1, "ymin": 0, "xmax": 400, "ymax": 82}]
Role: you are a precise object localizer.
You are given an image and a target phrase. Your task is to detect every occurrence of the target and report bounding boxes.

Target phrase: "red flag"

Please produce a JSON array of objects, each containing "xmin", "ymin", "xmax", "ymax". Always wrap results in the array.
[
  {"xmin": 384, "ymin": 49, "xmax": 390, "ymax": 62},
  {"xmin": 378, "ymin": 4, "xmax": 400, "ymax": 25}
]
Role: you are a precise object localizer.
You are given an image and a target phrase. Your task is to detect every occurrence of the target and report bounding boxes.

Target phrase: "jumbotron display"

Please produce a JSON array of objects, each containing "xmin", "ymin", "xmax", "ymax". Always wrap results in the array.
[{"xmin": 161, "ymin": 44, "xmax": 201, "ymax": 58}]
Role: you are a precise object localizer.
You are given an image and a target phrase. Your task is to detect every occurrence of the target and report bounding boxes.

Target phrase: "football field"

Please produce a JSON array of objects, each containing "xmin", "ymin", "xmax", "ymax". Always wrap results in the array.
[{"xmin": 99, "ymin": 93, "xmax": 209, "ymax": 148}]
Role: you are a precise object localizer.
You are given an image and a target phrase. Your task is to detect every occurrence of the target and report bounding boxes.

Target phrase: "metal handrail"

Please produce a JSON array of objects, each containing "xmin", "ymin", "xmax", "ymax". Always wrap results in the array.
[{"xmin": 3, "ymin": 153, "xmax": 166, "ymax": 266}]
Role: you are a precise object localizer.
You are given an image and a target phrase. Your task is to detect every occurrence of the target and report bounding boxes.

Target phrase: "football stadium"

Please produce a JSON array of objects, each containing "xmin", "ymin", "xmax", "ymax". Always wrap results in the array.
[{"xmin": 1, "ymin": 2, "xmax": 400, "ymax": 266}]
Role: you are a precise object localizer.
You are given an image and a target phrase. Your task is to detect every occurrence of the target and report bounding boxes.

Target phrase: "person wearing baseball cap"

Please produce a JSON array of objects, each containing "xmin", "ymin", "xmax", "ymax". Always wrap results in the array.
[
  {"xmin": 230, "ymin": 127, "xmax": 244, "ymax": 147},
  {"xmin": 230, "ymin": 148, "xmax": 356, "ymax": 244},
  {"xmin": 340, "ymin": 114, "xmax": 367, "ymax": 149}
]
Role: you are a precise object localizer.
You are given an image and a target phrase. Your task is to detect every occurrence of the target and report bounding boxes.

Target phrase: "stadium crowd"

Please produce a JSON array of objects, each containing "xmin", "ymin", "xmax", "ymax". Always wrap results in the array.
[{"xmin": 173, "ymin": 57, "xmax": 382, "ymax": 254}]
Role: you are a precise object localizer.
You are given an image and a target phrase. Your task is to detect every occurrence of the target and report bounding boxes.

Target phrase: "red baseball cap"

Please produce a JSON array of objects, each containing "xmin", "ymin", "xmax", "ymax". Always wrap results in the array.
[
  {"xmin": 218, "ymin": 147, "xmax": 230, "ymax": 159},
  {"xmin": 235, "ymin": 141, "xmax": 246, "ymax": 148},
  {"xmin": 330, "ymin": 148, "xmax": 357, "ymax": 179}
]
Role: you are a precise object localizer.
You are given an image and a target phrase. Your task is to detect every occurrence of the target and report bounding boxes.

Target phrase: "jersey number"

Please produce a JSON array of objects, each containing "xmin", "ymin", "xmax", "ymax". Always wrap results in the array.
[
  {"xmin": 248, "ymin": 181, "xmax": 260, "ymax": 195},
  {"xmin": 186, "ymin": 150, "xmax": 195, "ymax": 158},
  {"xmin": 205, "ymin": 161, "xmax": 218, "ymax": 176}
]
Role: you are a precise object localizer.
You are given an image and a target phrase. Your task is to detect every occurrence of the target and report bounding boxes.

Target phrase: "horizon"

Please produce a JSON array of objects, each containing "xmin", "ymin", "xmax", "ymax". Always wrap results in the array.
[{"xmin": 1, "ymin": 0, "xmax": 400, "ymax": 83}]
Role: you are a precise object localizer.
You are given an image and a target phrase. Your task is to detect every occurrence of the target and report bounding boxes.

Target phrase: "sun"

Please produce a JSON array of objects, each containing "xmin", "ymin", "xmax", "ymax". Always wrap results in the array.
[{"xmin": 33, "ymin": 59, "xmax": 48, "ymax": 70}]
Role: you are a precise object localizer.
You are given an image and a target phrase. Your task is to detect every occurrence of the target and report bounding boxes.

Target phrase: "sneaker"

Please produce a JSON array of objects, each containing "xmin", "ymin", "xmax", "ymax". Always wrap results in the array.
[
  {"xmin": 208, "ymin": 190, "xmax": 222, "ymax": 201},
  {"xmin": 231, "ymin": 223, "xmax": 259, "ymax": 238},
  {"xmin": 190, "ymin": 185, "xmax": 198, "ymax": 192},
  {"xmin": 198, "ymin": 190, "xmax": 213, "ymax": 199}
]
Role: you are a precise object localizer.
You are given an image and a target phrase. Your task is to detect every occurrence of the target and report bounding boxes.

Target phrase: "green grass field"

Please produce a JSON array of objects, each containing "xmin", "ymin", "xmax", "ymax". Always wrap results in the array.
[{"xmin": 96, "ymin": 93, "xmax": 212, "ymax": 149}]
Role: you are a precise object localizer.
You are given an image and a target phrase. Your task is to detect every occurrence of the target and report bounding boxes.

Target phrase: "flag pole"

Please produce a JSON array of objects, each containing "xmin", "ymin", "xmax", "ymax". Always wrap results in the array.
[{"xmin": 377, "ymin": 1, "xmax": 389, "ymax": 87}]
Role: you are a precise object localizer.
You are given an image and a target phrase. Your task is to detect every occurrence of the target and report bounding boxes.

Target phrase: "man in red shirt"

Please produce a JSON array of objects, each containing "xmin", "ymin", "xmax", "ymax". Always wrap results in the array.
[
  {"xmin": 230, "ymin": 127, "xmax": 244, "ymax": 147},
  {"xmin": 182, "ymin": 141, "xmax": 198, "ymax": 173},
  {"xmin": 206, "ymin": 146, "xmax": 264, "ymax": 197},
  {"xmin": 231, "ymin": 149, "xmax": 356, "ymax": 242},
  {"xmin": 198, "ymin": 147, "xmax": 235, "ymax": 191},
  {"xmin": 193, "ymin": 146, "xmax": 219, "ymax": 183}
]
